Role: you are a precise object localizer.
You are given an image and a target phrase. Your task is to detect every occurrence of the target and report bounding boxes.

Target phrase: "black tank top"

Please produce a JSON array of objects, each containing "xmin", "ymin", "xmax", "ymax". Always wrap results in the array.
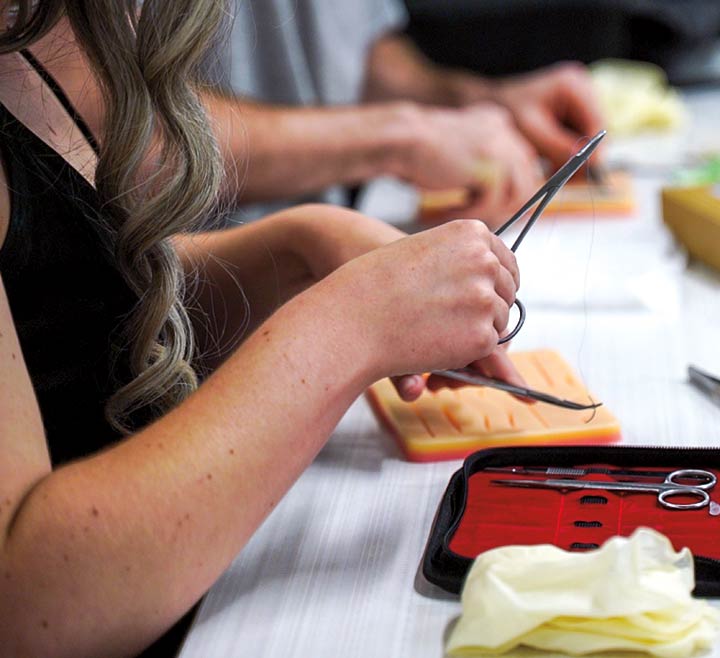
[
  {"xmin": 0, "ymin": 61, "xmax": 138, "ymax": 465},
  {"xmin": 0, "ymin": 54, "xmax": 199, "ymax": 658}
]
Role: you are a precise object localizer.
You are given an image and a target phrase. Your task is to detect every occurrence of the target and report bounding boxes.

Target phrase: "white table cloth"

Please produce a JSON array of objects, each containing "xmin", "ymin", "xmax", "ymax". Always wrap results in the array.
[{"xmin": 180, "ymin": 88, "xmax": 720, "ymax": 658}]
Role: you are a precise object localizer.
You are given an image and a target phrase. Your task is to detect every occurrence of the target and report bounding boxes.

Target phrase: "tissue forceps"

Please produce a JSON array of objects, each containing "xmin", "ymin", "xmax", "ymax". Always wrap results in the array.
[
  {"xmin": 432, "ymin": 131, "xmax": 607, "ymax": 411},
  {"xmin": 493, "ymin": 468, "xmax": 717, "ymax": 510}
]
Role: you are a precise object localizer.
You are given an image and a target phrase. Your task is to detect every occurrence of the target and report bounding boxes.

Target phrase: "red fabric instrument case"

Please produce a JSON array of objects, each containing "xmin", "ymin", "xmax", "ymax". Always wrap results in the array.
[{"xmin": 421, "ymin": 445, "xmax": 720, "ymax": 596}]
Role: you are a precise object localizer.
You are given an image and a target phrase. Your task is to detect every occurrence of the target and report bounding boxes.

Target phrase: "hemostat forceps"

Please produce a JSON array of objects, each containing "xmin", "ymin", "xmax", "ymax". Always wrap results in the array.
[
  {"xmin": 433, "ymin": 131, "xmax": 606, "ymax": 411},
  {"xmin": 494, "ymin": 129, "xmax": 606, "ymax": 344}
]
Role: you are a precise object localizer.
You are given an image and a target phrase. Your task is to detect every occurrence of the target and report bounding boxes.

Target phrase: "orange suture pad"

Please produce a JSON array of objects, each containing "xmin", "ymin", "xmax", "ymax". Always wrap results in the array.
[
  {"xmin": 417, "ymin": 170, "xmax": 635, "ymax": 222},
  {"xmin": 541, "ymin": 170, "xmax": 635, "ymax": 216},
  {"xmin": 366, "ymin": 349, "xmax": 620, "ymax": 462}
]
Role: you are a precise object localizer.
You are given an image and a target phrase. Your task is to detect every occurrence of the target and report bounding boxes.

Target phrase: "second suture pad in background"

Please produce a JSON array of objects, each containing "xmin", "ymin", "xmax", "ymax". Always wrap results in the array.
[
  {"xmin": 540, "ymin": 169, "xmax": 635, "ymax": 216},
  {"xmin": 367, "ymin": 350, "xmax": 620, "ymax": 462}
]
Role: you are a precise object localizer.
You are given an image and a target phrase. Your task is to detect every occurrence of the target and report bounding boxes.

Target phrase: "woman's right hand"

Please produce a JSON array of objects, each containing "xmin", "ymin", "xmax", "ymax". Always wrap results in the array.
[{"xmin": 330, "ymin": 219, "xmax": 519, "ymax": 384}]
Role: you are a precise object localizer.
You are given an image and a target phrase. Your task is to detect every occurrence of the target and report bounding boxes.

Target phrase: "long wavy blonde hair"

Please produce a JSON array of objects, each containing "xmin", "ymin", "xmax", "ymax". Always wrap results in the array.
[{"xmin": 1, "ymin": 0, "xmax": 226, "ymax": 433}]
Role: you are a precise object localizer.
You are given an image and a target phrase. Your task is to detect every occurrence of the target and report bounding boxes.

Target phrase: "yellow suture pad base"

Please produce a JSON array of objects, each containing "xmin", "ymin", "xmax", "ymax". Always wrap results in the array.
[
  {"xmin": 366, "ymin": 350, "xmax": 620, "ymax": 462},
  {"xmin": 417, "ymin": 171, "xmax": 635, "ymax": 221},
  {"xmin": 662, "ymin": 186, "xmax": 720, "ymax": 273}
]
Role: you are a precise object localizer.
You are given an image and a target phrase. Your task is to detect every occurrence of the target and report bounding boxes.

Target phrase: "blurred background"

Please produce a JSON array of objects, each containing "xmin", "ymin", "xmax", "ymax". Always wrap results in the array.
[{"xmin": 402, "ymin": 0, "xmax": 720, "ymax": 86}]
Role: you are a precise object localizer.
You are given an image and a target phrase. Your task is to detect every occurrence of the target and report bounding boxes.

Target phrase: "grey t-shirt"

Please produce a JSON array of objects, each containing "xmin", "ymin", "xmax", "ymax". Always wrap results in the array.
[{"xmin": 226, "ymin": 0, "xmax": 408, "ymax": 220}]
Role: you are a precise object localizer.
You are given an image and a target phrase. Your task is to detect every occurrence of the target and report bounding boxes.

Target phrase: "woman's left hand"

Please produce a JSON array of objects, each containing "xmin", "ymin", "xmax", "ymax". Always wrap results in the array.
[{"xmin": 283, "ymin": 204, "xmax": 407, "ymax": 282}]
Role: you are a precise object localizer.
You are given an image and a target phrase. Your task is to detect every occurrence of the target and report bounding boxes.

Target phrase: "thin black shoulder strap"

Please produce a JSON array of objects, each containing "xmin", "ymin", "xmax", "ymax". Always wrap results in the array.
[{"xmin": 19, "ymin": 48, "xmax": 100, "ymax": 155}]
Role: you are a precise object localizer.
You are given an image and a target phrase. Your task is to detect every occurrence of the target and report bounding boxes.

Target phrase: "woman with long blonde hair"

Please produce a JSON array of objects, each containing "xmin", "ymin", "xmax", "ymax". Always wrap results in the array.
[{"xmin": 0, "ymin": 2, "xmax": 524, "ymax": 656}]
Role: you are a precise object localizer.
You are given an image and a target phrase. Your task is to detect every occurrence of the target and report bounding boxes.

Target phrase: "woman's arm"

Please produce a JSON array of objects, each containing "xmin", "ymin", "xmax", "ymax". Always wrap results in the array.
[
  {"xmin": 175, "ymin": 204, "xmax": 405, "ymax": 365},
  {"xmin": 1, "ymin": 161, "xmax": 518, "ymax": 658},
  {"xmin": 0, "ymin": 269, "xmax": 373, "ymax": 658},
  {"xmin": 0, "ymin": 158, "xmax": 376, "ymax": 657}
]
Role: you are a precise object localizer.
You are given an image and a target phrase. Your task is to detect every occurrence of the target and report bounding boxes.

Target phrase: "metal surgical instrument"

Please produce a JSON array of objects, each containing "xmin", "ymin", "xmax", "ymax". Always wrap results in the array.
[
  {"xmin": 492, "ymin": 468, "xmax": 717, "ymax": 510},
  {"xmin": 432, "ymin": 131, "xmax": 607, "ymax": 410}
]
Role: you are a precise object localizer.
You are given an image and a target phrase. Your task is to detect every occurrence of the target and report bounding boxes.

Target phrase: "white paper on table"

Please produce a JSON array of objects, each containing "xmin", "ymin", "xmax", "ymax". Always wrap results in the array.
[{"xmin": 513, "ymin": 218, "xmax": 685, "ymax": 316}]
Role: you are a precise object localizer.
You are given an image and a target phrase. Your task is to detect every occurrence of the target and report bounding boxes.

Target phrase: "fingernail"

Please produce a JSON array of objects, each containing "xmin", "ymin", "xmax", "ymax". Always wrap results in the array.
[{"xmin": 404, "ymin": 375, "xmax": 422, "ymax": 394}]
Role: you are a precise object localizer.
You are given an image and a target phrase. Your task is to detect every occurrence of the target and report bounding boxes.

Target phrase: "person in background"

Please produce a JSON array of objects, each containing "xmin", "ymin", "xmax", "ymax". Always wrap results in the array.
[
  {"xmin": 221, "ymin": 0, "xmax": 605, "ymax": 223},
  {"xmin": 0, "ymin": 2, "xmax": 525, "ymax": 656}
]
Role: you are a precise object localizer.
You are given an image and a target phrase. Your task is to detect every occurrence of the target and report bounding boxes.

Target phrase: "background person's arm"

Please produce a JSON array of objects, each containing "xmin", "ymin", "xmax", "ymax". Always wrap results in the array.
[
  {"xmin": 31, "ymin": 18, "xmax": 539, "ymax": 224},
  {"xmin": 206, "ymin": 93, "xmax": 540, "ymax": 223}
]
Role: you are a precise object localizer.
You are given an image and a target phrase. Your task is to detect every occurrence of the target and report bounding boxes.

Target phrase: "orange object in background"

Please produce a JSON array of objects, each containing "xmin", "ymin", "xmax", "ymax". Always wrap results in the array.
[
  {"xmin": 366, "ymin": 350, "xmax": 620, "ymax": 462},
  {"xmin": 418, "ymin": 170, "xmax": 635, "ymax": 223}
]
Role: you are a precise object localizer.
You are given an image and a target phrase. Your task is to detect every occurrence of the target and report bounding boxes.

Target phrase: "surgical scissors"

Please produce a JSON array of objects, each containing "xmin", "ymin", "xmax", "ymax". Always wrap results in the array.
[
  {"xmin": 492, "ymin": 468, "xmax": 717, "ymax": 510},
  {"xmin": 432, "ymin": 131, "xmax": 607, "ymax": 410}
]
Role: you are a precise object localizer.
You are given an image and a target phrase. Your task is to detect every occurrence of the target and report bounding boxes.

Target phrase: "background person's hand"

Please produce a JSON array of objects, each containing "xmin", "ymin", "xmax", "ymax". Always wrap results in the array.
[
  {"xmin": 492, "ymin": 62, "xmax": 605, "ymax": 169},
  {"xmin": 394, "ymin": 102, "xmax": 543, "ymax": 227}
]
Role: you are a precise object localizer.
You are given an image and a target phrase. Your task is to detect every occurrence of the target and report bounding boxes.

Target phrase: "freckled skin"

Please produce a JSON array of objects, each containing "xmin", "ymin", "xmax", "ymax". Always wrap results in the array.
[
  {"xmin": 91, "ymin": 507, "xmax": 99, "ymax": 517},
  {"xmin": 228, "ymin": 449, "xmax": 235, "ymax": 455},
  {"xmin": 206, "ymin": 473, "xmax": 212, "ymax": 480}
]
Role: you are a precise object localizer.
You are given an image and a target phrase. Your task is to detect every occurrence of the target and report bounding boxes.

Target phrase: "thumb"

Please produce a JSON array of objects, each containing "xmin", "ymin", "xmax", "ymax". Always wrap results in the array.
[{"xmin": 390, "ymin": 374, "xmax": 426, "ymax": 401}]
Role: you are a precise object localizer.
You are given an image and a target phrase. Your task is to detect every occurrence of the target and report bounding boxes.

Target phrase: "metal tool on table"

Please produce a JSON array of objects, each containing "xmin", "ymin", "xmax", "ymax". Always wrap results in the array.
[
  {"xmin": 492, "ymin": 468, "xmax": 717, "ymax": 510},
  {"xmin": 433, "ymin": 131, "xmax": 606, "ymax": 411},
  {"xmin": 486, "ymin": 466, "xmax": 714, "ymax": 481},
  {"xmin": 688, "ymin": 365, "xmax": 720, "ymax": 409}
]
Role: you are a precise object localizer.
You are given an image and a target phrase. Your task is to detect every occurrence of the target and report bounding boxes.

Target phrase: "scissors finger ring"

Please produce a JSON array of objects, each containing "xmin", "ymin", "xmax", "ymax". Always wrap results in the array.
[{"xmin": 498, "ymin": 299, "xmax": 526, "ymax": 345}]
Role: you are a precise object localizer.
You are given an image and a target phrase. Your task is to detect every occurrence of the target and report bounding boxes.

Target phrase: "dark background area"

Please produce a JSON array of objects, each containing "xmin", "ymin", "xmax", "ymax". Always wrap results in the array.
[{"xmin": 402, "ymin": 0, "xmax": 720, "ymax": 86}]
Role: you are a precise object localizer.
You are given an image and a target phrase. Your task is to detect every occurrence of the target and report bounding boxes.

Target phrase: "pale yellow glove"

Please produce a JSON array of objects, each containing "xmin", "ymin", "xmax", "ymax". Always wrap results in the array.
[
  {"xmin": 590, "ymin": 59, "xmax": 685, "ymax": 135},
  {"xmin": 446, "ymin": 527, "xmax": 720, "ymax": 658}
]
